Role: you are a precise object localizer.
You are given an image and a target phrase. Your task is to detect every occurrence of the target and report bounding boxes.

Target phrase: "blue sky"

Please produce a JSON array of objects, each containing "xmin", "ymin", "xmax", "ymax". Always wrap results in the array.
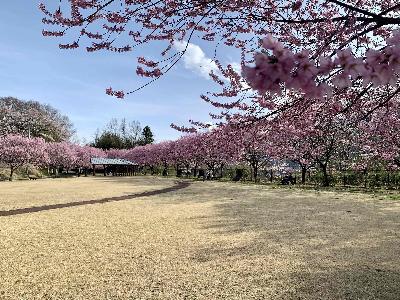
[{"xmin": 0, "ymin": 1, "xmax": 239, "ymax": 143}]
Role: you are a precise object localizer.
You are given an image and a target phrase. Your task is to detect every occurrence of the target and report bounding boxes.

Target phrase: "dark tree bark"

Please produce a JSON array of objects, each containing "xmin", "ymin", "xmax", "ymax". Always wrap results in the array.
[
  {"xmin": 162, "ymin": 163, "xmax": 168, "ymax": 176},
  {"xmin": 252, "ymin": 162, "xmax": 259, "ymax": 183},
  {"xmin": 301, "ymin": 166, "xmax": 307, "ymax": 185},
  {"xmin": 320, "ymin": 162, "xmax": 330, "ymax": 187},
  {"xmin": 9, "ymin": 167, "xmax": 14, "ymax": 181},
  {"xmin": 193, "ymin": 165, "xmax": 198, "ymax": 177}
]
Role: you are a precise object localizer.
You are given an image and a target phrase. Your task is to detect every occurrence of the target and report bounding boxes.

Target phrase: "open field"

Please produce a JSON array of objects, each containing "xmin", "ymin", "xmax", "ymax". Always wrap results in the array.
[{"xmin": 0, "ymin": 176, "xmax": 399, "ymax": 299}]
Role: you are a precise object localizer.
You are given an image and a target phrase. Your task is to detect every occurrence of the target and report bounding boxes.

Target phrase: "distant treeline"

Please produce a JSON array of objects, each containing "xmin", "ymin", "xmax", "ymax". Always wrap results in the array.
[{"xmin": 92, "ymin": 118, "xmax": 154, "ymax": 149}]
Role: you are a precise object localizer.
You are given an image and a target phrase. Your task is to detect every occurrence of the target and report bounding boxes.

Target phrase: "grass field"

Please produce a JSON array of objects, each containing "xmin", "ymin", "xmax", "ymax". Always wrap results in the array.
[{"xmin": 0, "ymin": 176, "xmax": 399, "ymax": 299}]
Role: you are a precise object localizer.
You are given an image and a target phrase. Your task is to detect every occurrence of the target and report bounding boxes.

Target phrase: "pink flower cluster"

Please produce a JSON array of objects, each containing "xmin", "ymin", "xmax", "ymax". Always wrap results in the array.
[
  {"xmin": 136, "ymin": 66, "xmax": 163, "ymax": 78},
  {"xmin": 243, "ymin": 31, "xmax": 400, "ymax": 98},
  {"xmin": 0, "ymin": 135, "xmax": 48, "ymax": 171},
  {"xmin": 106, "ymin": 87, "xmax": 125, "ymax": 99},
  {"xmin": 59, "ymin": 42, "xmax": 79, "ymax": 49}
]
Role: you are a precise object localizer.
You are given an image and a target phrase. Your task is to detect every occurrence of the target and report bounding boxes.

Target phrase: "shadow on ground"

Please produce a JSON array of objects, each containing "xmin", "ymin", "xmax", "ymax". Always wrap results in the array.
[
  {"xmin": 0, "ymin": 181, "xmax": 190, "ymax": 217},
  {"xmin": 181, "ymin": 183, "xmax": 400, "ymax": 299}
]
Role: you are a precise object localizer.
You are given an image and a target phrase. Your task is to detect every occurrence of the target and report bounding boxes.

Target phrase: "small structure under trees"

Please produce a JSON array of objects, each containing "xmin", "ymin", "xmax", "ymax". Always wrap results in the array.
[{"xmin": 90, "ymin": 157, "xmax": 138, "ymax": 177}]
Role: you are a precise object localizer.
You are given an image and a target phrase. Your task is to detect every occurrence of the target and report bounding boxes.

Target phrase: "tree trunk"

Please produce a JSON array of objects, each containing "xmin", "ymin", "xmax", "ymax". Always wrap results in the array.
[
  {"xmin": 186, "ymin": 164, "xmax": 190, "ymax": 177},
  {"xmin": 162, "ymin": 163, "xmax": 168, "ymax": 176},
  {"xmin": 364, "ymin": 169, "xmax": 368, "ymax": 188},
  {"xmin": 253, "ymin": 163, "xmax": 258, "ymax": 183},
  {"xmin": 301, "ymin": 166, "xmax": 307, "ymax": 185},
  {"xmin": 387, "ymin": 172, "xmax": 390, "ymax": 188},
  {"xmin": 176, "ymin": 164, "xmax": 182, "ymax": 177},
  {"xmin": 193, "ymin": 165, "xmax": 198, "ymax": 177},
  {"xmin": 270, "ymin": 169, "xmax": 273, "ymax": 182},
  {"xmin": 320, "ymin": 163, "xmax": 329, "ymax": 187},
  {"xmin": 9, "ymin": 167, "xmax": 14, "ymax": 181}
]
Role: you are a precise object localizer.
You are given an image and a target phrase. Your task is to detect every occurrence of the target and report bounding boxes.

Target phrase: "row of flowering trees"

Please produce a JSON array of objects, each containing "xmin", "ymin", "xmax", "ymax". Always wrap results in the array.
[
  {"xmin": 100, "ymin": 100, "xmax": 400, "ymax": 187},
  {"xmin": 0, "ymin": 135, "xmax": 105, "ymax": 181},
  {"xmin": 1, "ymin": 95, "xmax": 400, "ymax": 186}
]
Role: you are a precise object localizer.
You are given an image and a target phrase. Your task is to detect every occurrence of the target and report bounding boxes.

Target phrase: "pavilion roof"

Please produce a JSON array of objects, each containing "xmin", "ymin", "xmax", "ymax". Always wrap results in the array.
[{"xmin": 90, "ymin": 157, "xmax": 137, "ymax": 166}]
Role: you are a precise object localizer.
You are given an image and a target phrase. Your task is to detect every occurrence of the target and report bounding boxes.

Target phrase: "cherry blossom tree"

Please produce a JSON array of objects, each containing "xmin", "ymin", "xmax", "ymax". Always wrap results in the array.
[
  {"xmin": 269, "ymin": 120, "xmax": 315, "ymax": 185},
  {"xmin": 125, "ymin": 142, "xmax": 174, "ymax": 174},
  {"xmin": 39, "ymin": 1, "xmax": 400, "ymax": 175},
  {"xmin": 46, "ymin": 141, "xmax": 78, "ymax": 175},
  {"xmin": 124, "ymin": 132, "xmax": 238, "ymax": 178},
  {"xmin": 231, "ymin": 124, "xmax": 272, "ymax": 182},
  {"xmin": 106, "ymin": 148, "xmax": 128, "ymax": 159},
  {"xmin": 248, "ymin": 88, "xmax": 370, "ymax": 186},
  {"xmin": 360, "ymin": 102, "xmax": 400, "ymax": 163},
  {"xmin": 173, "ymin": 134, "xmax": 206, "ymax": 177},
  {"xmin": 40, "ymin": 1, "xmax": 400, "ymax": 105},
  {"xmin": 125, "ymin": 145, "xmax": 149, "ymax": 166},
  {"xmin": 243, "ymin": 31, "xmax": 400, "ymax": 100},
  {"xmin": 75, "ymin": 145, "xmax": 106, "ymax": 175},
  {"xmin": 348, "ymin": 101, "xmax": 400, "ymax": 185},
  {"xmin": 0, "ymin": 135, "xmax": 48, "ymax": 181},
  {"xmin": 197, "ymin": 130, "xmax": 240, "ymax": 177}
]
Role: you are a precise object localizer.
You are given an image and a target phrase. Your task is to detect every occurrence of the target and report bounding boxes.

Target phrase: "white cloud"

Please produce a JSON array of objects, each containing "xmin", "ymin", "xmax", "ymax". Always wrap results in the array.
[
  {"xmin": 173, "ymin": 40, "xmax": 218, "ymax": 79},
  {"xmin": 173, "ymin": 41, "xmax": 250, "ymax": 89},
  {"xmin": 230, "ymin": 62, "xmax": 241, "ymax": 73}
]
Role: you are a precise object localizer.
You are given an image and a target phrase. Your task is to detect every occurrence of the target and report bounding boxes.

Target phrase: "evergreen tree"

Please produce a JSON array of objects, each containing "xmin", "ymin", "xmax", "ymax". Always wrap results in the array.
[
  {"xmin": 140, "ymin": 126, "xmax": 154, "ymax": 145},
  {"xmin": 92, "ymin": 118, "xmax": 143, "ymax": 149}
]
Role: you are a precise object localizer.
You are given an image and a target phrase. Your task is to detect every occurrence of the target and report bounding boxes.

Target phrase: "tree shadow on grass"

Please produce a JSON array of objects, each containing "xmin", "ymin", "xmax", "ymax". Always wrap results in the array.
[
  {"xmin": 84, "ymin": 176, "xmax": 176, "ymax": 187},
  {"xmin": 279, "ymin": 267, "xmax": 400, "ymax": 299},
  {"xmin": 0, "ymin": 181, "xmax": 190, "ymax": 217},
  {"xmin": 186, "ymin": 189, "xmax": 400, "ymax": 299}
]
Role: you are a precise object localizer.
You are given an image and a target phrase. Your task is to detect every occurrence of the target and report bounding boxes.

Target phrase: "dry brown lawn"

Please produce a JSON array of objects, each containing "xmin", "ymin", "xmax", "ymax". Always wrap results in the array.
[{"xmin": 0, "ymin": 176, "xmax": 399, "ymax": 299}]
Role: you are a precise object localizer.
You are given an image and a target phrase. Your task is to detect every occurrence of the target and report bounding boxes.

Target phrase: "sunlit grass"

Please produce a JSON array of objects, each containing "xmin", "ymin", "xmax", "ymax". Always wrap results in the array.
[{"xmin": 0, "ymin": 176, "xmax": 398, "ymax": 299}]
